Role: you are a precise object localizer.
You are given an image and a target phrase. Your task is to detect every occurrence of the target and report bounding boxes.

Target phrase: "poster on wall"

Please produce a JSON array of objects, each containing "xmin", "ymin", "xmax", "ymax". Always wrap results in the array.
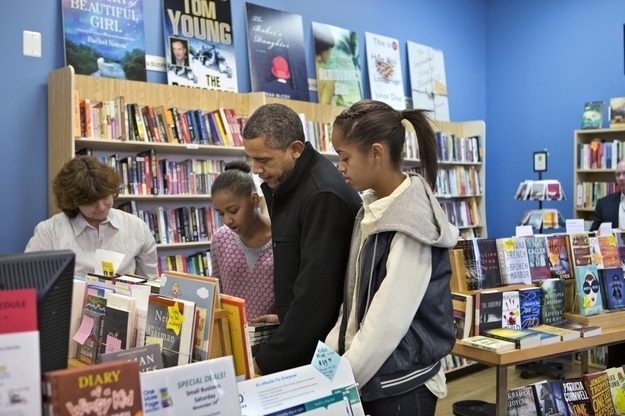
[
  {"xmin": 364, "ymin": 32, "xmax": 405, "ymax": 110},
  {"xmin": 311, "ymin": 22, "xmax": 363, "ymax": 106},
  {"xmin": 407, "ymin": 41, "xmax": 449, "ymax": 121},
  {"xmin": 61, "ymin": 0, "xmax": 147, "ymax": 81},
  {"xmin": 245, "ymin": 2, "xmax": 309, "ymax": 101},
  {"xmin": 162, "ymin": 0, "xmax": 238, "ymax": 92}
]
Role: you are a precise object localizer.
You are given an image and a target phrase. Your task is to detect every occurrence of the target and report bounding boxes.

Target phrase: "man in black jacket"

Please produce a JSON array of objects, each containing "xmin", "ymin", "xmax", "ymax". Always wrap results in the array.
[
  {"xmin": 590, "ymin": 158, "xmax": 625, "ymax": 367},
  {"xmin": 243, "ymin": 103, "xmax": 361, "ymax": 375}
]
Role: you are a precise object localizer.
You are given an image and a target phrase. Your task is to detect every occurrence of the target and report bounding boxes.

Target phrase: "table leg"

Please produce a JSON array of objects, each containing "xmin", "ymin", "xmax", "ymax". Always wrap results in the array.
[
  {"xmin": 580, "ymin": 349, "xmax": 589, "ymax": 374},
  {"xmin": 495, "ymin": 365, "xmax": 507, "ymax": 416}
]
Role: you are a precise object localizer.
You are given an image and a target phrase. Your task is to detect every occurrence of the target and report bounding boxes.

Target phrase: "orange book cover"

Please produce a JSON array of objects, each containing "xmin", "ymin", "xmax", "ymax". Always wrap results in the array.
[{"xmin": 220, "ymin": 293, "xmax": 253, "ymax": 380}]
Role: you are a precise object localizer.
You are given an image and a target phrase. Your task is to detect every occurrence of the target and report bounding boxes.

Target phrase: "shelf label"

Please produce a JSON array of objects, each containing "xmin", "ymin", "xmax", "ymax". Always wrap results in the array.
[{"xmin": 186, "ymin": 144, "xmax": 199, "ymax": 150}]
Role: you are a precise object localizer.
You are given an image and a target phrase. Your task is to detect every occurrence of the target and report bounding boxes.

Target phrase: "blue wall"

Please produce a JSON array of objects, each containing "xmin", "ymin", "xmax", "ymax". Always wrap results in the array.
[{"xmin": 2, "ymin": 0, "xmax": 622, "ymax": 254}]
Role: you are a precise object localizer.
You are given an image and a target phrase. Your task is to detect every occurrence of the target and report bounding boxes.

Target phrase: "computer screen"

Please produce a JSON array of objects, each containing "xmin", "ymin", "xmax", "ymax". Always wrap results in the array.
[{"xmin": 0, "ymin": 250, "xmax": 75, "ymax": 373}]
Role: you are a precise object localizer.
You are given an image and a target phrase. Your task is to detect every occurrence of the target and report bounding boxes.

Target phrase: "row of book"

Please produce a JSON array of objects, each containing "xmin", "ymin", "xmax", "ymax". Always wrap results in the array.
[
  {"xmin": 433, "ymin": 165, "xmax": 482, "ymax": 197},
  {"xmin": 157, "ymin": 250, "xmax": 211, "ymax": 278},
  {"xmin": 576, "ymin": 138, "xmax": 624, "ymax": 170},
  {"xmin": 439, "ymin": 199, "xmax": 481, "ymax": 229},
  {"xmin": 74, "ymin": 92, "xmax": 246, "ymax": 147},
  {"xmin": 506, "ymin": 367, "xmax": 625, "ymax": 416},
  {"xmin": 575, "ymin": 181, "xmax": 619, "ymax": 210},
  {"xmin": 435, "ymin": 131, "xmax": 482, "ymax": 163},
  {"xmin": 514, "ymin": 179, "xmax": 566, "ymax": 201}
]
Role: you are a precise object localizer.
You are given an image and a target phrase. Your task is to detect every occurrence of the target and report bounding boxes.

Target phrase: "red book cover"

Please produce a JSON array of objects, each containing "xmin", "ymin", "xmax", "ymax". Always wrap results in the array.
[{"xmin": 0, "ymin": 288, "xmax": 37, "ymax": 334}]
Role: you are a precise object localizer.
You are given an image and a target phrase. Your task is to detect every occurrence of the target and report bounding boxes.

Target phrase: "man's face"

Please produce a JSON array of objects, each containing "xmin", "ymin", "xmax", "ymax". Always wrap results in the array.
[
  {"xmin": 243, "ymin": 136, "xmax": 301, "ymax": 189},
  {"xmin": 616, "ymin": 161, "xmax": 625, "ymax": 190},
  {"xmin": 172, "ymin": 41, "xmax": 186, "ymax": 61}
]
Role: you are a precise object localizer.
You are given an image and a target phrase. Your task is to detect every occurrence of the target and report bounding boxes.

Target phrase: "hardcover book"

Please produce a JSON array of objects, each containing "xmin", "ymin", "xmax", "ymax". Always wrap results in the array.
[
  {"xmin": 245, "ymin": 2, "xmax": 309, "ymax": 101},
  {"xmin": 526, "ymin": 329, "xmax": 560, "ymax": 346},
  {"xmin": 605, "ymin": 366, "xmax": 625, "ymax": 413},
  {"xmin": 507, "ymin": 385, "xmax": 540, "ymax": 416},
  {"xmin": 610, "ymin": 97, "xmax": 625, "ymax": 128},
  {"xmin": 42, "ymin": 360, "xmax": 142, "ymax": 416},
  {"xmin": 581, "ymin": 100, "xmax": 605, "ymax": 129},
  {"xmin": 460, "ymin": 335, "xmax": 515, "ymax": 353},
  {"xmin": 496, "ymin": 237, "xmax": 532, "ymax": 285},
  {"xmin": 614, "ymin": 231, "xmax": 625, "ymax": 269},
  {"xmin": 530, "ymin": 324, "xmax": 580, "ymax": 342},
  {"xmin": 474, "ymin": 290, "xmax": 503, "ymax": 336},
  {"xmin": 221, "ymin": 293, "xmax": 254, "ymax": 381},
  {"xmin": 525, "ymin": 236, "xmax": 552, "ymax": 283},
  {"xmin": 518, "ymin": 287, "xmax": 542, "ymax": 328},
  {"xmin": 140, "ymin": 355, "xmax": 242, "ymax": 415},
  {"xmin": 145, "ymin": 295, "xmax": 196, "ymax": 367},
  {"xmin": 582, "ymin": 370, "xmax": 615, "ymax": 416},
  {"xmin": 552, "ymin": 319, "xmax": 601, "ymax": 338},
  {"xmin": 61, "ymin": 0, "xmax": 146, "ymax": 81},
  {"xmin": 532, "ymin": 380, "xmax": 567, "ymax": 416},
  {"xmin": 561, "ymin": 377, "xmax": 593, "ymax": 416},
  {"xmin": 545, "ymin": 234, "xmax": 573, "ymax": 279},
  {"xmin": 540, "ymin": 278, "xmax": 566, "ymax": 325},
  {"xmin": 483, "ymin": 327, "xmax": 541, "ymax": 349},
  {"xmin": 365, "ymin": 31, "xmax": 405, "ymax": 110},
  {"xmin": 75, "ymin": 308, "xmax": 105, "ymax": 365},
  {"xmin": 502, "ymin": 290, "xmax": 521, "ymax": 330},
  {"xmin": 451, "ymin": 292, "xmax": 473, "ymax": 339},
  {"xmin": 159, "ymin": 271, "xmax": 218, "ymax": 361},
  {"xmin": 311, "ymin": 22, "xmax": 363, "ymax": 106},
  {"xmin": 574, "ymin": 264, "xmax": 604, "ymax": 316},
  {"xmin": 597, "ymin": 235, "xmax": 621, "ymax": 269},
  {"xmin": 407, "ymin": 41, "xmax": 449, "ymax": 121},
  {"xmin": 569, "ymin": 233, "xmax": 593, "ymax": 267},
  {"xmin": 456, "ymin": 238, "xmax": 503, "ymax": 291},
  {"xmin": 100, "ymin": 343, "xmax": 164, "ymax": 373},
  {"xmin": 588, "ymin": 236, "xmax": 605, "ymax": 268},
  {"xmin": 598, "ymin": 267, "xmax": 625, "ymax": 310},
  {"xmin": 162, "ymin": 0, "xmax": 237, "ymax": 91}
]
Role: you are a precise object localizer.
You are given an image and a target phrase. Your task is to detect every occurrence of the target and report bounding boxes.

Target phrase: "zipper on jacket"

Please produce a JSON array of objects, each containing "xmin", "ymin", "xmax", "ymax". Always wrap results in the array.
[{"xmin": 360, "ymin": 234, "xmax": 378, "ymax": 329}]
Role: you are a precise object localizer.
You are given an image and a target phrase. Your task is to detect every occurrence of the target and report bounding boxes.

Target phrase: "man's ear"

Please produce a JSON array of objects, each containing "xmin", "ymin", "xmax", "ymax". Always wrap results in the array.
[{"xmin": 290, "ymin": 140, "xmax": 305, "ymax": 159}]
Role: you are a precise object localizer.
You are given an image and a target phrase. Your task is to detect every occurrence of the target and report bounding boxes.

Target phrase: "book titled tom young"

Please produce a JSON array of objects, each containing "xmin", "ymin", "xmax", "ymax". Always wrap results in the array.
[{"xmin": 42, "ymin": 360, "xmax": 142, "ymax": 416}]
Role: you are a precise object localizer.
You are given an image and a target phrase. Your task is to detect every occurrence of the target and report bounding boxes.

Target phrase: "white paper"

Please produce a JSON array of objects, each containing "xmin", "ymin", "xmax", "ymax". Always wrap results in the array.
[
  {"xmin": 566, "ymin": 219, "xmax": 585, "ymax": 234},
  {"xmin": 0, "ymin": 331, "xmax": 41, "ymax": 415},
  {"xmin": 598, "ymin": 222, "xmax": 613, "ymax": 237},
  {"xmin": 515, "ymin": 225, "xmax": 534, "ymax": 237},
  {"xmin": 94, "ymin": 249, "xmax": 125, "ymax": 275}
]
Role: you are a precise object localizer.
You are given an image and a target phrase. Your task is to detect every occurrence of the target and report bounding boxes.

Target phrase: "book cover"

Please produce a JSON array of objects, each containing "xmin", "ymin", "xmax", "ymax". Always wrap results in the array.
[
  {"xmin": 221, "ymin": 294, "xmax": 253, "ymax": 381},
  {"xmin": 145, "ymin": 295, "xmax": 196, "ymax": 367},
  {"xmin": 42, "ymin": 360, "xmax": 142, "ymax": 416},
  {"xmin": 100, "ymin": 343, "xmax": 164, "ymax": 373},
  {"xmin": 582, "ymin": 370, "xmax": 615, "ymax": 416},
  {"xmin": 531, "ymin": 324, "xmax": 580, "ymax": 342},
  {"xmin": 311, "ymin": 22, "xmax": 363, "ymax": 106},
  {"xmin": 610, "ymin": 97, "xmax": 625, "ymax": 128},
  {"xmin": 61, "ymin": 0, "xmax": 146, "ymax": 81},
  {"xmin": 407, "ymin": 41, "xmax": 449, "ymax": 121},
  {"xmin": 100, "ymin": 304, "xmax": 131, "ymax": 355},
  {"xmin": 540, "ymin": 278, "xmax": 566, "ymax": 325},
  {"xmin": 245, "ymin": 3, "xmax": 309, "ymax": 101},
  {"xmin": 569, "ymin": 233, "xmax": 593, "ymax": 267},
  {"xmin": 532, "ymin": 380, "xmax": 567, "ymax": 416},
  {"xmin": 552, "ymin": 319, "xmax": 601, "ymax": 338},
  {"xmin": 474, "ymin": 290, "xmax": 503, "ymax": 336},
  {"xmin": 460, "ymin": 335, "xmax": 515, "ymax": 353},
  {"xmin": 75, "ymin": 308, "xmax": 105, "ymax": 365},
  {"xmin": 526, "ymin": 328, "xmax": 560, "ymax": 345},
  {"xmin": 545, "ymin": 234, "xmax": 573, "ymax": 280},
  {"xmin": 574, "ymin": 264, "xmax": 604, "ymax": 316},
  {"xmin": 365, "ymin": 31, "xmax": 405, "ymax": 110},
  {"xmin": 588, "ymin": 236, "xmax": 605, "ymax": 269},
  {"xmin": 451, "ymin": 292, "xmax": 473, "ymax": 339},
  {"xmin": 502, "ymin": 290, "xmax": 521, "ymax": 330},
  {"xmin": 605, "ymin": 366, "xmax": 625, "ymax": 413},
  {"xmin": 163, "ymin": 0, "xmax": 237, "ymax": 92},
  {"xmin": 140, "ymin": 355, "xmax": 241, "ymax": 415},
  {"xmin": 456, "ymin": 238, "xmax": 502, "ymax": 290},
  {"xmin": 507, "ymin": 385, "xmax": 540, "ymax": 416},
  {"xmin": 0, "ymin": 289, "xmax": 41, "ymax": 415},
  {"xmin": 561, "ymin": 377, "xmax": 593, "ymax": 416},
  {"xmin": 597, "ymin": 235, "xmax": 621, "ymax": 269},
  {"xmin": 519, "ymin": 287, "xmax": 542, "ymax": 329},
  {"xmin": 614, "ymin": 231, "xmax": 625, "ymax": 269},
  {"xmin": 159, "ymin": 271, "xmax": 217, "ymax": 362},
  {"xmin": 483, "ymin": 327, "xmax": 541, "ymax": 349},
  {"xmin": 525, "ymin": 236, "xmax": 552, "ymax": 283},
  {"xmin": 496, "ymin": 237, "xmax": 532, "ymax": 285},
  {"xmin": 581, "ymin": 101, "xmax": 605, "ymax": 129},
  {"xmin": 599, "ymin": 267, "xmax": 625, "ymax": 310}
]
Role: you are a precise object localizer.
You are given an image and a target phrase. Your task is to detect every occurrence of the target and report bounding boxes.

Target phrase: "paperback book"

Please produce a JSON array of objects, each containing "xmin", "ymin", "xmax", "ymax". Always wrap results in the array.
[
  {"xmin": 100, "ymin": 343, "xmax": 164, "ymax": 373},
  {"xmin": 474, "ymin": 290, "xmax": 503, "ymax": 336},
  {"xmin": 598, "ymin": 267, "xmax": 625, "ymax": 310},
  {"xmin": 483, "ymin": 327, "xmax": 541, "ymax": 349},
  {"xmin": 162, "ymin": 0, "xmax": 237, "ymax": 91},
  {"xmin": 574, "ymin": 264, "xmax": 604, "ymax": 316},
  {"xmin": 365, "ymin": 31, "xmax": 405, "ymax": 110},
  {"xmin": 561, "ymin": 377, "xmax": 593, "ymax": 416},
  {"xmin": 525, "ymin": 236, "xmax": 552, "ymax": 283},
  {"xmin": 605, "ymin": 366, "xmax": 625, "ymax": 413},
  {"xmin": 545, "ymin": 234, "xmax": 573, "ymax": 279},
  {"xmin": 540, "ymin": 278, "xmax": 566, "ymax": 325},
  {"xmin": 407, "ymin": 41, "xmax": 449, "ymax": 121},
  {"xmin": 507, "ymin": 385, "xmax": 540, "ymax": 416},
  {"xmin": 502, "ymin": 290, "xmax": 521, "ymax": 330},
  {"xmin": 460, "ymin": 335, "xmax": 515, "ymax": 353},
  {"xmin": 451, "ymin": 292, "xmax": 473, "ymax": 339},
  {"xmin": 581, "ymin": 100, "xmax": 605, "ymax": 129},
  {"xmin": 582, "ymin": 370, "xmax": 615, "ymax": 416},
  {"xmin": 496, "ymin": 237, "xmax": 532, "ymax": 285},
  {"xmin": 530, "ymin": 324, "xmax": 580, "ymax": 342},
  {"xmin": 518, "ymin": 287, "xmax": 542, "ymax": 328},
  {"xmin": 532, "ymin": 380, "xmax": 567, "ymax": 416},
  {"xmin": 552, "ymin": 319, "xmax": 601, "ymax": 338}
]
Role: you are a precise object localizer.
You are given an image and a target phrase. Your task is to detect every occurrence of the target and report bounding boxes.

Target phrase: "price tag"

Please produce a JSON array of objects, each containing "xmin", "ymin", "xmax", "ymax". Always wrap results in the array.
[{"xmin": 311, "ymin": 341, "xmax": 340, "ymax": 381}]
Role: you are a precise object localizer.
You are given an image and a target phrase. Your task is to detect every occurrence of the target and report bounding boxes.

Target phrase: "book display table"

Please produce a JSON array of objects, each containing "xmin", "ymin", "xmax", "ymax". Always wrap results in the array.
[{"xmin": 451, "ymin": 325, "xmax": 625, "ymax": 416}]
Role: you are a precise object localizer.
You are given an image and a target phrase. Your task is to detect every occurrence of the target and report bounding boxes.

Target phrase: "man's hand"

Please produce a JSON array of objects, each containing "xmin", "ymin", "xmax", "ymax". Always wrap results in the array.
[{"xmin": 249, "ymin": 314, "xmax": 279, "ymax": 324}]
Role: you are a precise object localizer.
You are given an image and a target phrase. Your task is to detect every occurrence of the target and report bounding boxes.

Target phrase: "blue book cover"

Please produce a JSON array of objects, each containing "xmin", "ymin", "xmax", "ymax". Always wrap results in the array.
[
  {"xmin": 599, "ymin": 267, "xmax": 625, "ymax": 310},
  {"xmin": 162, "ymin": 0, "xmax": 237, "ymax": 91},
  {"xmin": 518, "ymin": 287, "xmax": 541, "ymax": 328},
  {"xmin": 574, "ymin": 265, "xmax": 604, "ymax": 316},
  {"xmin": 245, "ymin": 2, "xmax": 309, "ymax": 101},
  {"xmin": 61, "ymin": 0, "xmax": 146, "ymax": 81},
  {"xmin": 532, "ymin": 380, "xmax": 567, "ymax": 416}
]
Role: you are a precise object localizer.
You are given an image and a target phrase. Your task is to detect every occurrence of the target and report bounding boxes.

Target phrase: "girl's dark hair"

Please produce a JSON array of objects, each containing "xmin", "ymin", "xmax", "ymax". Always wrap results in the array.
[
  {"xmin": 53, "ymin": 155, "xmax": 121, "ymax": 218},
  {"xmin": 211, "ymin": 160, "xmax": 256, "ymax": 197},
  {"xmin": 333, "ymin": 99, "xmax": 439, "ymax": 189}
]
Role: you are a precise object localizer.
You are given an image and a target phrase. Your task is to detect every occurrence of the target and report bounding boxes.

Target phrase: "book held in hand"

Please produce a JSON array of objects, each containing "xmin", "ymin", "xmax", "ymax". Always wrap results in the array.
[{"xmin": 460, "ymin": 335, "xmax": 515, "ymax": 353}]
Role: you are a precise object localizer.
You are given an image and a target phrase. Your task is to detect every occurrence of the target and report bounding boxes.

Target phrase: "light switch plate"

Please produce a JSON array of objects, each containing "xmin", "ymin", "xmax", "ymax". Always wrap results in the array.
[{"xmin": 23, "ymin": 30, "xmax": 41, "ymax": 58}]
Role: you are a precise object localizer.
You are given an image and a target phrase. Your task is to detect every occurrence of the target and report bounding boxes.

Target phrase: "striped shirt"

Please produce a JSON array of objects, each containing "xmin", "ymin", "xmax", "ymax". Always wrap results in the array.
[{"xmin": 25, "ymin": 208, "xmax": 157, "ymax": 279}]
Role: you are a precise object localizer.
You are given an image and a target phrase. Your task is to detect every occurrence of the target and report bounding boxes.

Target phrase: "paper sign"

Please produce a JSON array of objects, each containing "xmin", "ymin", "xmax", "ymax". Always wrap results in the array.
[
  {"xmin": 73, "ymin": 314, "xmax": 94, "ymax": 345},
  {"xmin": 312, "ymin": 341, "xmax": 341, "ymax": 381},
  {"xmin": 515, "ymin": 225, "xmax": 534, "ymax": 237},
  {"xmin": 105, "ymin": 334, "xmax": 122, "ymax": 353},
  {"xmin": 566, "ymin": 219, "xmax": 585, "ymax": 234},
  {"xmin": 166, "ymin": 302, "xmax": 184, "ymax": 336},
  {"xmin": 598, "ymin": 222, "xmax": 613, "ymax": 237},
  {"xmin": 94, "ymin": 249, "xmax": 125, "ymax": 275}
]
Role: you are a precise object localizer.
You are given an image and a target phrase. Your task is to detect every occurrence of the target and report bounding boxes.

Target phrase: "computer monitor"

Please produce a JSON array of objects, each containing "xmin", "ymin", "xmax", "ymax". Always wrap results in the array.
[{"xmin": 0, "ymin": 250, "xmax": 75, "ymax": 373}]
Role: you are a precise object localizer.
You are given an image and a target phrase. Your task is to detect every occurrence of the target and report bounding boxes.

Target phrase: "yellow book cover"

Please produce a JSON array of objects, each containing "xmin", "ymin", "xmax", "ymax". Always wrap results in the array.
[{"xmin": 220, "ymin": 294, "xmax": 253, "ymax": 380}]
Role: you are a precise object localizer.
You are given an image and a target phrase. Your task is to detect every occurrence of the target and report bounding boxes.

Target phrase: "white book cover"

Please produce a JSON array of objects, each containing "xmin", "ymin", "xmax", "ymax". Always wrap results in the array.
[
  {"xmin": 140, "ymin": 355, "xmax": 241, "ymax": 415},
  {"xmin": 501, "ymin": 290, "xmax": 521, "ymax": 330},
  {"xmin": 496, "ymin": 237, "xmax": 532, "ymax": 285},
  {"xmin": 407, "ymin": 41, "xmax": 449, "ymax": 120},
  {"xmin": 105, "ymin": 291, "xmax": 136, "ymax": 348},
  {"xmin": 0, "ymin": 331, "xmax": 41, "ymax": 415},
  {"xmin": 365, "ymin": 32, "xmax": 405, "ymax": 110}
]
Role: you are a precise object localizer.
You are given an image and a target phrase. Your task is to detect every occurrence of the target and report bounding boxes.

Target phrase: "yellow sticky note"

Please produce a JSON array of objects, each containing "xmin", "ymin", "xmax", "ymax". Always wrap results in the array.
[
  {"xmin": 503, "ymin": 239, "xmax": 515, "ymax": 252},
  {"xmin": 583, "ymin": 295, "xmax": 593, "ymax": 310},
  {"xmin": 166, "ymin": 302, "xmax": 184, "ymax": 336},
  {"xmin": 101, "ymin": 261, "xmax": 115, "ymax": 276},
  {"xmin": 608, "ymin": 235, "xmax": 617, "ymax": 247},
  {"xmin": 145, "ymin": 336, "xmax": 163, "ymax": 349}
]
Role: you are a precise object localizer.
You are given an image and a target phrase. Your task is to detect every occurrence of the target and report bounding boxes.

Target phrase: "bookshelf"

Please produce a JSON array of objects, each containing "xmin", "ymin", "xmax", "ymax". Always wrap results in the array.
[{"xmin": 573, "ymin": 127, "xmax": 625, "ymax": 224}]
